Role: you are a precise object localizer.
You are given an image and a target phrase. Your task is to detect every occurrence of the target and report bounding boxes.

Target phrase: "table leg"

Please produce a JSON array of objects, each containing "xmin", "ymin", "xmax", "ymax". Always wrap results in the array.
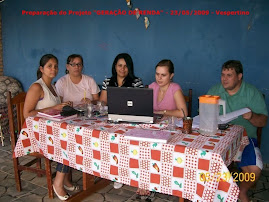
[
  {"xmin": 83, "ymin": 172, "xmax": 92, "ymax": 190},
  {"xmin": 0, "ymin": 124, "xmax": 4, "ymax": 146},
  {"xmin": 0, "ymin": 114, "xmax": 4, "ymax": 147},
  {"xmin": 179, "ymin": 197, "xmax": 185, "ymax": 202}
]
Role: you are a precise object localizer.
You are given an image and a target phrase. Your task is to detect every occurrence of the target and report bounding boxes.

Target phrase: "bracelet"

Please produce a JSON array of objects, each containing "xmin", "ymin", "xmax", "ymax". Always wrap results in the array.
[{"xmin": 163, "ymin": 110, "xmax": 167, "ymax": 115}]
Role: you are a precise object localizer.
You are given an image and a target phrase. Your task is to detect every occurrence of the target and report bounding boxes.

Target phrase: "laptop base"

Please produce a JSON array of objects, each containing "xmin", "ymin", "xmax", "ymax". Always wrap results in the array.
[{"xmin": 108, "ymin": 114, "xmax": 154, "ymax": 124}]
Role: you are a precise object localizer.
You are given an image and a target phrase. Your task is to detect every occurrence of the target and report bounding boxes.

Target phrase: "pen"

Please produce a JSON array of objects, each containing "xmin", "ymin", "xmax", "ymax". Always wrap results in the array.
[{"xmin": 84, "ymin": 90, "xmax": 86, "ymax": 102}]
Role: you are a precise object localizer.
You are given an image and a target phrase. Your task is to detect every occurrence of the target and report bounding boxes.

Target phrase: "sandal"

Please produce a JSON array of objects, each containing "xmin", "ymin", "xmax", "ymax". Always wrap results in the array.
[
  {"xmin": 53, "ymin": 185, "xmax": 70, "ymax": 201},
  {"xmin": 136, "ymin": 188, "xmax": 151, "ymax": 196},
  {"xmin": 113, "ymin": 182, "xmax": 123, "ymax": 189},
  {"xmin": 64, "ymin": 184, "xmax": 80, "ymax": 191}
]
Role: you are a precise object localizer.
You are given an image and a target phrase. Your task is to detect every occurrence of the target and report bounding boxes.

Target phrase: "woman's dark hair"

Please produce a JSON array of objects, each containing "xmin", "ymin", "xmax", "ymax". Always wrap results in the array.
[
  {"xmin": 37, "ymin": 54, "xmax": 58, "ymax": 79},
  {"xmin": 155, "ymin": 59, "xmax": 174, "ymax": 74},
  {"xmin": 109, "ymin": 53, "xmax": 137, "ymax": 87},
  {"xmin": 65, "ymin": 54, "xmax": 84, "ymax": 74}
]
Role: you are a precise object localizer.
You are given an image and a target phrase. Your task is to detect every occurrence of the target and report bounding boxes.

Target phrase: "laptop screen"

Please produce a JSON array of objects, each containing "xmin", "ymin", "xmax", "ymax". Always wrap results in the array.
[{"xmin": 107, "ymin": 87, "xmax": 153, "ymax": 123}]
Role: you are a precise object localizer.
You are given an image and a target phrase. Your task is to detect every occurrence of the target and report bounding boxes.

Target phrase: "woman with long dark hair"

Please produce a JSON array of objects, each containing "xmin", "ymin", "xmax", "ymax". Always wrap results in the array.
[
  {"xmin": 24, "ymin": 54, "xmax": 71, "ymax": 117},
  {"xmin": 24, "ymin": 54, "xmax": 75, "ymax": 200},
  {"xmin": 100, "ymin": 53, "xmax": 143, "ymax": 105},
  {"xmin": 99, "ymin": 53, "xmax": 143, "ymax": 190}
]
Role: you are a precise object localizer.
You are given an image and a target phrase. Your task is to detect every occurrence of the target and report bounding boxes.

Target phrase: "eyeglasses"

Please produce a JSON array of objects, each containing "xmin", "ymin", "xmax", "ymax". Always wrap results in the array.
[{"xmin": 69, "ymin": 63, "xmax": 82, "ymax": 67}]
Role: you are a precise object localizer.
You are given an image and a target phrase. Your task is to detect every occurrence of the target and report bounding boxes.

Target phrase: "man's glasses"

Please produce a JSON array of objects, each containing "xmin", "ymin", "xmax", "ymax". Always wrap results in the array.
[{"xmin": 69, "ymin": 63, "xmax": 82, "ymax": 67}]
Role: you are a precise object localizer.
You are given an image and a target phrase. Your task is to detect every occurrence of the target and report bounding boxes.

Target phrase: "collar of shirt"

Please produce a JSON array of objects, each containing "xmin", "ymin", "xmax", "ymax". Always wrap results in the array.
[{"xmin": 221, "ymin": 80, "xmax": 246, "ymax": 98}]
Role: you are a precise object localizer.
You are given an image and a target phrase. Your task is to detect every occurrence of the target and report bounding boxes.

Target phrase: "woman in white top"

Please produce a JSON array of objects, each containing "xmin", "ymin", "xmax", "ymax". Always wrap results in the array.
[
  {"xmin": 56, "ymin": 54, "xmax": 100, "ymax": 106},
  {"xmin": 24, "ymin": 54, "xmax": 74, "ymax": 201}
]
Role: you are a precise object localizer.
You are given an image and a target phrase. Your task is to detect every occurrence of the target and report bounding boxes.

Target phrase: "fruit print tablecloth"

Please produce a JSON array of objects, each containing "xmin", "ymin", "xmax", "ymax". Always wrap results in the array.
[{"xmin": 13, "ymin": 116, "xmax": 249, "ymax": 202}]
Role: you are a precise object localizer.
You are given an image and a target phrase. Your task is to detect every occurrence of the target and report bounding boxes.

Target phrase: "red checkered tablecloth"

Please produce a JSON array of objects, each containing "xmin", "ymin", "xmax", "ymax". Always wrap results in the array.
[{"xmin": 13, "ymin": 116, "xmax": 249, "ymax": 202}]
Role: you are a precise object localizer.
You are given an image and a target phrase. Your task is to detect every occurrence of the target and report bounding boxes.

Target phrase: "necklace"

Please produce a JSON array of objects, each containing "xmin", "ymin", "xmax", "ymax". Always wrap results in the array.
[{"xmin": 158, "ymin": 83, "xmax": 170, "ymax": 103}]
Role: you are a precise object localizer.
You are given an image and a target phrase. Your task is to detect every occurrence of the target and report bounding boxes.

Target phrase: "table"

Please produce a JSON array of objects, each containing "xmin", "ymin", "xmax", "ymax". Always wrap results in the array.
[{"xmin": 13, "ymin": 116, "xmax": 249, "ymax": 202}]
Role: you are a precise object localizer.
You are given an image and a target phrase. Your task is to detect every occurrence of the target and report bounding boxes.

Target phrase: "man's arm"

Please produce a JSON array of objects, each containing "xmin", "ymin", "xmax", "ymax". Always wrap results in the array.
[{"xmin": 243, "ymin": 111, "xmax": 268, "ymax": 127}]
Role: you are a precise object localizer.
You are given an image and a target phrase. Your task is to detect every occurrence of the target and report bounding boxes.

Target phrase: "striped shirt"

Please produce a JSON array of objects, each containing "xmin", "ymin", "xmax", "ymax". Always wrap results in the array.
[{"xmin": 102, "ymin": 77, "xmax": 143, "ymax": 90}]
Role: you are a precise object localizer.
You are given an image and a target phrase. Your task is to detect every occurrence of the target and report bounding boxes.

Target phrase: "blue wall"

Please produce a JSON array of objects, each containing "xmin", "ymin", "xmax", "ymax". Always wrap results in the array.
[{"xmin": 2, "ymin": 0, "xmax": 269, "ymax": 162}]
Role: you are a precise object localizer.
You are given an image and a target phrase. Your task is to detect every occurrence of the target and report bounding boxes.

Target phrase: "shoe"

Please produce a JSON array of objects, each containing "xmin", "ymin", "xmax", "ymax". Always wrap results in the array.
[
  {"xmin": 237, "ymin": 199, "xmax": 253, "ymax": 202},
  {"xmin": 113, "ymin": 182, "xmax": 123, "ymax": 189},
  {"xmin": 136, "ymin": 191, "xmax": 152, "ymax": 200},
  {"xmin": 53, "ymin": 185, "xmax": 70, "ymax": 201},
  {"xmin": 64, "ymin": 184, "xmax": 80, "ymax": 191},
  {"xmin": 136, "ymin": 188, "xmax": 151, "ymax": 196}
]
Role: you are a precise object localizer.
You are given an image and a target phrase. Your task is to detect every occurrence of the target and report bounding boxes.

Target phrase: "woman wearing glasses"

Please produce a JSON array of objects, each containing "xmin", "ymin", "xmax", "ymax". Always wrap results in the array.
[
  {"xmin": 54, "ymin": 54, "xmax": 99, "ymax": 200},
  {"xmin": 56, "ymin": 54, "xmax": 100, "ymax": 106}
]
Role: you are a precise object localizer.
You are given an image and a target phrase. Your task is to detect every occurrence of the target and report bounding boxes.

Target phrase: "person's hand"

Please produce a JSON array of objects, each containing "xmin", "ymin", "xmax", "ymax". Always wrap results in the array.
[
  {"xmin": 67, "ymin": 101, "xmax": 73, "ymax": 107},
  {"xmin": 81, "ymin": 98, "xmax": 92, "ymax": 104},
  {"xmin": 242, "ymin": 110, "xmax": 253, "ymax": 120},
  {"xmin": 52, "ymin": 102, "xmax": 72, "ymax": 111},
  {"xmin": 154, "ymin": 110, "xmax": 164, "ymax": 115}
]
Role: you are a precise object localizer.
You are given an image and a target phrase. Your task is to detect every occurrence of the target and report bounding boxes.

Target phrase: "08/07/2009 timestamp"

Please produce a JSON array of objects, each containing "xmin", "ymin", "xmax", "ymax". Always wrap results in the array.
[{"xmin": 199, "ymin": 172, "xmax": 255, "ymax": 182}]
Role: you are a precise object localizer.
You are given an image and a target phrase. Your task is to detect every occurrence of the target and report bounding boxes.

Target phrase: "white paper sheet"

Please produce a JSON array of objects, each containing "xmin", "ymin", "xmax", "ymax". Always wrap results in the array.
[
  {"xmin": 175, "ymin": 108, "xmax": 251, "ymax": 128},
  {"xmin": 219, "ymin": 108, "xmax": 251, "ymax": 124}
]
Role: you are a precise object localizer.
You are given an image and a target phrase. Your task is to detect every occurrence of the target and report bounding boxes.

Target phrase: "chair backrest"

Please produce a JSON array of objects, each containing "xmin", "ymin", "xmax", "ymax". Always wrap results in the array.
[
  {"xmin": 257, "ymin": 127, "xmax": 262, "ymax": 148},
  {"xmin": 256, "ymin": 93, "xmax": 265, "ymax": 148},
  {"xmin": 7, "ymin": 91, "xmax": 26, "ymax": 151},
  {"xmin": 184, "ymin": 89, "xmax": 192, "ymax": 117}
]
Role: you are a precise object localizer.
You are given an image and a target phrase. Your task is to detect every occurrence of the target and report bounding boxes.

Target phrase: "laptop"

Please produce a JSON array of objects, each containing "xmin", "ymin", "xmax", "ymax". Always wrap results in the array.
[{"xmin": 107, "ymin": 87, "xmax": 154, "ymax": 123}]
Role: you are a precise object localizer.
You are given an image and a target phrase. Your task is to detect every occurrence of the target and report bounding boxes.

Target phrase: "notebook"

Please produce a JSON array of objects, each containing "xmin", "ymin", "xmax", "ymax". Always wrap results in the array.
[
  {"xmin": 107, "ymin": 87, "xmax": 154, "ymax": 123},
  {"xmin": 38, "ymin": 109, "xmax": 61, "ymax": 118},
  {"xmin": 37, "ymin": 111, "xmax": 77, "ymax": 122}
]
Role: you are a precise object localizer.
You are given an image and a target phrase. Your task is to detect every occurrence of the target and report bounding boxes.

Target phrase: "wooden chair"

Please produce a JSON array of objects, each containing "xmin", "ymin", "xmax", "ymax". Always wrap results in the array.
[
  {"xmin": 184, "ymin": 89, "xmax": 192, "ymax": 117},
  {"xmin": 256, "ymin": 94, "xmax": 265, "ymax": 148},
  {"xmin": 257, "ymin": 127, "xmax": 262, "ymax": 148},
  {"xmin": 7, "ymin": 91, "xmax": 54, "ymax": 198},
  {"xmin": 0, "ymin": 114, "xmax": 4, "ymax": 146}
]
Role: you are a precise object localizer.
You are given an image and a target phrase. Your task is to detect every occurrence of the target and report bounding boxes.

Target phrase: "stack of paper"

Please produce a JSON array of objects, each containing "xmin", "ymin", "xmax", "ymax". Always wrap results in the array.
[
  {"xmin": 37, "ymin": 110, "xmax": 77, "ymax": 122},
  {"xmin": 175, "ymin": 107, "xmax": 251, "ymax": 128},
  {"xmin": 38, "ymin": 110, "xmax": 61, "ymax": 117},
  {"xmin": 124, "ymin": 128, "xmax": 172, "ymax": 143},
  {"xmin": 219, "ymin": 108, "xmax": 251, "ymax": 124}
]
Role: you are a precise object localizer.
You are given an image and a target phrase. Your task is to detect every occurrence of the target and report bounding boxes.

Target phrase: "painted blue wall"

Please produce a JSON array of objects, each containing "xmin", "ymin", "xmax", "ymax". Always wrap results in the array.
[{"xmin": 1, "ymin": 0, "xmax": 269, "ymax": 162}]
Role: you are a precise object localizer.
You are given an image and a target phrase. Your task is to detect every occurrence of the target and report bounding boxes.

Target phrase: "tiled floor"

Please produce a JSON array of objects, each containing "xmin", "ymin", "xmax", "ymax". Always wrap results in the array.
[{"xmin": 0, "ymin": 135, "xmax": 268, "ymax": 202}]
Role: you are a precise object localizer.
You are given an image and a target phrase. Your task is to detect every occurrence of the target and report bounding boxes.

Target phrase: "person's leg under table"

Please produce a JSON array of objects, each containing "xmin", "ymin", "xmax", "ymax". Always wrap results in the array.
[
  {"xmin": 67, "ymin": 173, "xmax": 110, "ymax": 201},
  {"xmin": 239, "ymin": 165, "xmax": 261, "ymax": 202},
  {"xmin": 53, "ymin": 163, "xmax": 71, "ymax": 200},
  {"xmin": 238, "ymin": 138, "xmax": 263, "ymax": 202}
]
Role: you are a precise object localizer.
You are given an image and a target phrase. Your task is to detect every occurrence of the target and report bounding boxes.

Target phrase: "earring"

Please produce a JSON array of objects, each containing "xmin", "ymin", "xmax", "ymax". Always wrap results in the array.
[{"xmin": 65, "ymin": 69, "xmax": 69, "ymax": 74}]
